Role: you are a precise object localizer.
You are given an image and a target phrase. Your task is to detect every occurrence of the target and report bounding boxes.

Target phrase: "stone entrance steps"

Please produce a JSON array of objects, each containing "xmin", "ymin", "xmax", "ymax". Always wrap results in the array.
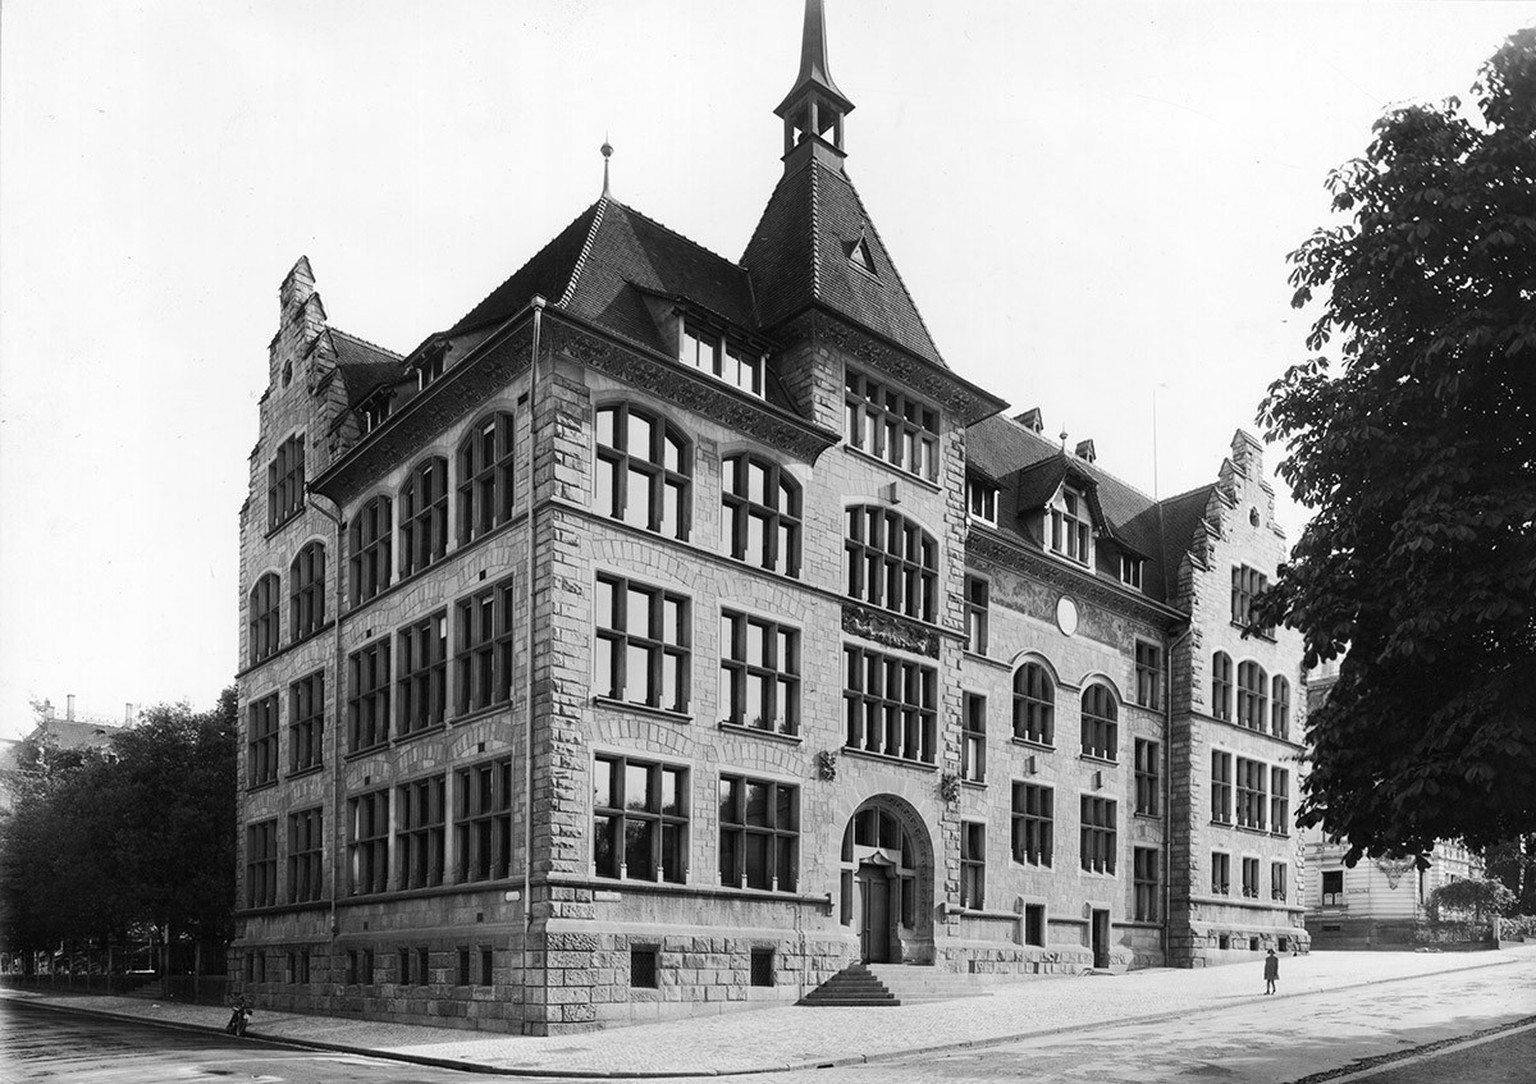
[{"xmin": 799, "ymin": 962, "xmax": 994, "ymax": 1007}]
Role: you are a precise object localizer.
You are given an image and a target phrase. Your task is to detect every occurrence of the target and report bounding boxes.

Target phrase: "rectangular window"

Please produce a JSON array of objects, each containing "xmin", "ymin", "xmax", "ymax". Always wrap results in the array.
[
  {"xmin": 630, "ymin": 946, "xmax": 659, "ymax": 988},
  {"xmin": 396, "ymin": 612, "xmax": 447, "ymax": 736},
  {"xmin": 456, "ymin": 757, "xmax": 513, "ymax": 883},
  {"xmin": 457, "ymin": 947, "xmax": 471, "ymax": 986},
  {"xmin": 1321, "ymin": 869, "xmax": 1344, "ymax": 907},
  {"xmin": 247, "ymin": 695, "xmax": 278, "ymax": 788},
  {"xmin": 960, "ymin": 821, "xmax": 985, "ymax": 910},
  {"xmin": 480, "ymin": 947, "xmax": 494, "ymax": 986},
  {"xmin": 455, "ymin": 578, "xmax": 515, "ymax": 716},
  {"xmin": 594, "ymin": 574, "xmax": 690, "ymax": 712},
  {"xmin": 246, "ymin": 819, "xmax": 277, "ymax": 908},
  {"xmin": 1272, "ymin": 862, "xmax": 1288, "ymax": 902},
  {"xmin": 1120, "ymin": 555, "xmax": 1143, "ymax": 590},
  {"xmin": 1134, "ymin": 641, "xmax": 1162, "ymax": 710},
  {"xmin": 1023, "ymin": 903, "xmax": 1046, "ymax": 947},
  {"xmin": 397, "ymin": 775, "xmax": 446, "ymax": 890},
  {"xmin": 721, "ymin": 454, "xmax": 801, "ymax": 577},
  {"xmin": 593, "ymin": 754, "xmax": 687, "ymax": 883},
  {"xmin": 1212, "ymin": 851, "xmax": 1231, "ymax": 895},
  {"xmin": 1011, "ymin": 783, "xmax": 1053, "ymax": 867},
  {"xmin": 1211, "ymin": 751, "xmax": 1232, "ymax": 824},
  {"xmin": 1134, "ymin": 739, "xmax": 1159, "ymax": 815},
  {"xmin": 347, "ymin": 641, "xmax": 390, "ymax": 752},
  {"xmin": 1133, "ymin": 847, "xmax": 1158, "ymax": 921},
  {"xmin": 1079, "ymin": 796, "xmax": 1116, "ymax": 875},
  {"xmin": 845, "ymin": 506, "xmax": 938, "ymax": 622},
  {"xmin": 1271, "ymin": 767, "xmax": 1291, "ymax": 835},
  {"xmin": 682, "ymin": 322, "xmax": 764, "ymax": 398},
  {"xmin": 360, "ymin": 949, "xmax": 374, "ymax": 984},
  {"xmin": 844, "ymin": 368, "xmax": 939, "ymax": 481},
  {"xmin": 749, "ymin": 947, "xmax": 775, "ymax": 987},
  {"xmin": 417, "ymin": 946, "xmax": 431, "ymax": 986},
  {"xmin": 398, "ymin": 947, "xmax": 411, "ymax": 986},
  {"xmin": 718, "ymin": 610, "xmax": 800, "ymax": 735},
  {"xmin": 1242, "ymin": 856, "xmax": 1261, "ymax": 899},
  {"xmin": 288, "ymin": 672, "xmax": 324, "ymax": 773},
  {"xmin": 1236, "ymin": 757, "xmax": 1268, "ymax": 830},
  {"xmin": 967, "ymin": 480, "xmax": 997, "ymax": 525},
  {"xmin": 296, "ymin": 951, "xmax": 310, "ymax": 985},
  {"xmin": 1049, "ymin": 489, "xmax": 1092, "ymax": 565},
  {"xmin": 267, "ymin": 433, "xmax": 305, "ymax": 531},
  {"xmin": 961, "ymin": 693, "xmax": 986, "ymax": 783},
  {"xmin": 964, "ymin": 575, "xmax": 989, "ymax": 654},
  {"xmin": 347, "ymin": 789, "xmax": 389, "ymax": 895},
  {"xmin": 1212, "ymin": 652, "xmax": 1233, "ymax": 722},
  {"xmin": 717, "ymin": 774, "xmax": 799, "ymax": 892},
  {"xmin": 287, "ymin": 807, "xmax": 323, "ymax": 904},
  {"xmin": 842, "ymin": 645, "xmax": 938, "ymax": 765},
  {"xmin": 1231, "ymin": 564, "xmax": 1269, "ymax": 628}
]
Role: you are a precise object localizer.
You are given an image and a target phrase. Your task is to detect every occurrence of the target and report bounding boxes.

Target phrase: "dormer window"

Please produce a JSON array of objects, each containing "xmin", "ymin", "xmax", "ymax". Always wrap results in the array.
[
  {"xmin": 967, "ymin": 480, "xmax": 998, "ymax": 526},
  {"xmin": 412, "ymin": 342, "xmax": 448, "ymax": 391},
  {"xmin": 680, "ymin": 321, "xmax": 764, "ymax": 398},
  {"xmin": 361, "ymin": 396, "xmax": 392, "ymax": 434},
  {"xmin": 1049, "ymin": 488, "xmax": 1091, "ymax": 565},
  {"xmin": 1120, "ymin": 555, "xmax": 1143, "ymax": 590},
  {"xmin": 848, "ymin": 237, "xmax": 876, "ymax": 275}
]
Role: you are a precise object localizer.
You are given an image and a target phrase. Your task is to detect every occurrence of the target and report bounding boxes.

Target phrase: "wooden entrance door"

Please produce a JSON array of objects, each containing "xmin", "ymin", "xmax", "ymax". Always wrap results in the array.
[
  {"xmin": 1091, "ymin": 908, "xmax": 1110, "ymax": 969},
  {"xmin": 858, "ymin": 865, "xmax": 892, "ymax": 963}
]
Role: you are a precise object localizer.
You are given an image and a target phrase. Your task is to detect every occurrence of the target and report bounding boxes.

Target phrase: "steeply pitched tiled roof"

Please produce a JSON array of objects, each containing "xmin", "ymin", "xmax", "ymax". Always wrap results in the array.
[
  {"xmin": 328, "ymin": 328, "xmax": 405, "ymax": 408},
  {"xmin": 448, "ymin": 203, "xmax": 605, "ymax": 337},
  {"xmin": 967, "ymin": 413, "xmax": 1219, "ymax": 605},
  {"xmin": 742, "ymin": 156, "xmax": 946, "ymax": 368}
]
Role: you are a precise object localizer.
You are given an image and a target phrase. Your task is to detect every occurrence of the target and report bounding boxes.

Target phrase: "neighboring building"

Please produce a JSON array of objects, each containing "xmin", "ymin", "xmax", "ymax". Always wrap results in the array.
[
  {"xmin": 0, "ymin": 696, "xmax": 136, "ymax": 813},
  {"xmin": 1300, "ymin": 664, "xmax": 1483, "ymax": 947},
  {"xmin": 233, "ymin": 1, "xmax": 1307, "ymax": 1034}
]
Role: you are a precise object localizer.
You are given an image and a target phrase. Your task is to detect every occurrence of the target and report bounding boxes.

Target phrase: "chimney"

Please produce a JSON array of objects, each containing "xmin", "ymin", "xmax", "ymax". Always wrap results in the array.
[
  {"xmin": 1074, "ymin": 439, "xmax": 1097, "ymax": 463},
  {"xmin": 125, "ymin": 702, "xmax": 134, "ymax": 724},
  {"xmin": 66, "ymin": 694, "xmax": 76, "ymax": 721},
  {"xmin": 1014, "ymin": 407, "xmax": 1044, "ymax": 434}
]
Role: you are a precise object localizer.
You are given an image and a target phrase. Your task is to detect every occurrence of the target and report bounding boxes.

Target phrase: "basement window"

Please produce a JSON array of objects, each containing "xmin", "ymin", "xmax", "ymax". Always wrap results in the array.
[
  {"xmin": 630, "ymin": 946, "xmax": 659, "ymax": 989},
  {"xmin": 749, "ymin": 948, "xmax": 775, "ymax": 987}
]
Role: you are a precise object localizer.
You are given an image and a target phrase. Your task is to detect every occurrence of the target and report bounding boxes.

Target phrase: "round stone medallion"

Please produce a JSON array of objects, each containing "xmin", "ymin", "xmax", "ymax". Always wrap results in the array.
[{"xmin": 1056, "ymin": 595, "xmax": 1079, "ymax": 637}]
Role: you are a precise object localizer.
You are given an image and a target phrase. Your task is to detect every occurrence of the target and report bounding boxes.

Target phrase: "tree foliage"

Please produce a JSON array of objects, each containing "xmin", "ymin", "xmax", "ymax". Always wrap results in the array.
[
  {"xmin": 0, "ymin": 689, "xmax": 237, "ymax": 959},
  {"xmin": 1484, "ymin": 835, "xmax": 1536, "ymax": 914},
  {"xmin": 1257, "ymin": 29, "xmax": 1536, "ymax": 861},
  {"xmin": 1426, "ymin": 876, "xmax": 1517, "ymax": 922}
]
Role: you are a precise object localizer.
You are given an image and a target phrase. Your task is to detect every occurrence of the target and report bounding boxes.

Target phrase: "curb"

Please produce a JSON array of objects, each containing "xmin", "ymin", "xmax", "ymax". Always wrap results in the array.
[{"xmin": 5, "ymin": 951, "xmax": 1524, "ymax": 1079}]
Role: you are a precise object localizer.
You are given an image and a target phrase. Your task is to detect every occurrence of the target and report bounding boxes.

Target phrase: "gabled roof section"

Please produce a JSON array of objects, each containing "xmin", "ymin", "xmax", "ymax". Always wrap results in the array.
[
  {"xmin": 742, "ymin": 156, "xmax": 946, "ymax": 369},
  {"xmin": 448, "ymin": 202, "xmax": 605, "ymax": 337},
  {"xmin": 325, "ymin": 327, "xmax": 405, "ymax": 408}
]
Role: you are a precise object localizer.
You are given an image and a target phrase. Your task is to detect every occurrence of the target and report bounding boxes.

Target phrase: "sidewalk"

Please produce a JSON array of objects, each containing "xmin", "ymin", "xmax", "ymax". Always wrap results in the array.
[{"xmin": 5, "ymin": 945, "xmax": 1533, "ymax": 1077}]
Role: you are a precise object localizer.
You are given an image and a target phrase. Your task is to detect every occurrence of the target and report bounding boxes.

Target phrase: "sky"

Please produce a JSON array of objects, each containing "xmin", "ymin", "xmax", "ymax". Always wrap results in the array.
[{"xmin": 0, "ymin": 1, "xmax": 1531, "ymax": 740}]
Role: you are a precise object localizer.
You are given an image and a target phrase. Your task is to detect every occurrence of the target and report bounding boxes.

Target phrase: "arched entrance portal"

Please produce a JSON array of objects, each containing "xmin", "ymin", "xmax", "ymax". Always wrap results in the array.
[{"xmin": 839, "ymin": 797, "xmax": 934, "ymax": 964}]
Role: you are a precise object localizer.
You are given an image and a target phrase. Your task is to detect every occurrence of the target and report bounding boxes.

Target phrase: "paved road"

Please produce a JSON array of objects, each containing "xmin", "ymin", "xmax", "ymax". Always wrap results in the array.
[
  {"xmin": 1, "ymin": 960, "xmax": 1532, "ymax": 1083},
  {"xmin": 0, "ymin": 999, "xmax": 470, "ymax": 1084}
]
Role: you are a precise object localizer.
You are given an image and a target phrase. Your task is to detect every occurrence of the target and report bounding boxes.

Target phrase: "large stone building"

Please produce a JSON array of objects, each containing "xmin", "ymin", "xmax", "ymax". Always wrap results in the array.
[{"xmin": 233, "ymin": 2, "xmax": 1307, "ymax": 1034}]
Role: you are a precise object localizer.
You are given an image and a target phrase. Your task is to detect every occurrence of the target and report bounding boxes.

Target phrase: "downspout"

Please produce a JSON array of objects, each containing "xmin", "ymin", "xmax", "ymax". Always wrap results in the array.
[
  {"xmin": 306, "ymin": 492, "xmax": 347, "ymax": 948},
  {"xmin": 520, "ymin": 297, "xmax": 545, "ymax": 1033},
  {"xmin": 1163, "ymin": 623, "xmax": 1192, "ymax": 965}
]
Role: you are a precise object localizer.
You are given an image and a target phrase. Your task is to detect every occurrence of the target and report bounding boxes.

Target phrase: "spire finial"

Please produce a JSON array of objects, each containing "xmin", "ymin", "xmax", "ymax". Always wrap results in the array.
[
  {"xmin": 1060, "ymin": 429, "xmax": 1069, "ymax": 451},
  {"xmin": 775, "ymin": 0, "xmax": 854, "ymax": 167},
  {"xmin": 600, "ymin": 136, "xmax": 613, "ymax": 198}
]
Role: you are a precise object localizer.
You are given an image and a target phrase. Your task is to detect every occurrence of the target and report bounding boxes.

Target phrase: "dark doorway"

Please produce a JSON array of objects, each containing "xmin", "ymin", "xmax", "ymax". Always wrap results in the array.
[
  {"xmin": 1091, "ymin": 909, "xmax": 1110, "ymax": 969},
  {"xmin": 858, "ymin": 865, "xmax": 892, "ymax": 962}
]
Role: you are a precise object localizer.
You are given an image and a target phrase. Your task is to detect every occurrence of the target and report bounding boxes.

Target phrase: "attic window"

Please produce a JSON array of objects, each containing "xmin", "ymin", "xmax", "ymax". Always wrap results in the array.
[
  {"xmin": 1048, "ymin": 488, "xmax": 1091, "ymax": 566},
  {"xmin": 414, "ymin": 348, "xmax": 446, "ymax": 391},
  {"xmin": 847, "ymin": 237, "xmax": 876, "ymax": 274},
  {"xmin": 967, "ymin": 480, "xmax": 997, "ymax": 526},
  {"xmin": 1120, "ymin": 555, "xmax": 1143, "ymax": 591},
  {"xmin": 680, "ymin": 321, "xmax": 763, "ymax": 398},
  {"xmin": 362, "ymin": 396, "xmax": 392, "ymax": 434}
]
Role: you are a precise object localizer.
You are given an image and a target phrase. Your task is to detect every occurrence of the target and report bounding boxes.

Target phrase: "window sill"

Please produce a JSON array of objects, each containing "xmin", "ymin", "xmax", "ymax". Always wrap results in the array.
[
  {"xmin": 1078, "ymin": 869, "xmax": 1119, "ymax": 880},
  {"xmin": 344, "ymin": 742, "xmax": 389, "ymax": 762},
  {"xmin": 842, "ymin": 445, "xmax": 942, "ymax": 492},
  {"xmin": 395, "ymin": 722, "xmax": 447, "ymax": 747},
  {"xmin": 724, "ymin": 553, "xmax": 802, "ymax": 582},
  {"xmin": 454, "ymin": 701, "xmax": 514, "ymax": 728},
  {"xmin": 592, "ymin": 696, "xmax": 692, "ymax": 725},
  {"xmin": 263, "ymin": 509, "xmax": 303, "ymax": 540},
  {"xmin": 1011, "ymin": 737, "xmax": 1055, "ymax": 753},
  {"xmin": 1079, "ymin": 753, "xmax": 1119, "ymax": 767},
  {"xmin": 1234, "ymin": 824, "xmax": 1274, "ymax": 837},
  {"xmin": 286, "ymin": 764, "xmax": 324, "ymax": 781},
  {"xmin": 961, "ymin": 778, "xmax": 987, "ymax": 790},
  {"xmin": 1010, "ymin": 859, "xmax": 1054, "ymax": 871},
  {"xmin": 1231, "ymin": 621, "xmax": 1278, "ymax": 643},
  {"xmin": 840, "ymin": 746, "xmax": 939, "ymax": 772},
  {"xmin": 717, "ymin": 721, "xmax": 802, "ymax": 745},
  {"xmin": 1209, "ymin": 818, "xmax": 1234, "ymax": 829},
  {"xmin": 246, "ymin": 779, "xmax": 279, "ymax": 793},
  {"xmin": 1133, "ymin": 810, "xmax": 1161, "ymax": 821}
]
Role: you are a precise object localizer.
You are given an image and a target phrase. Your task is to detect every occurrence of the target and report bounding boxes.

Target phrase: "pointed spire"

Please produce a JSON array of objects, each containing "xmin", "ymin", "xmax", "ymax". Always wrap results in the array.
[
  {"xmin": 600, "ymin": 137, "xmax": 613, "ymax": 198},
  {"xmin": 776, "ymin": 0, "xmax": 855, "ymax": 168}
]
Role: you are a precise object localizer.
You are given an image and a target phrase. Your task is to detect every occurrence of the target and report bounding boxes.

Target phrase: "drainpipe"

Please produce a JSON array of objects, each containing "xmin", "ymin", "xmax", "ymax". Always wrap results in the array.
[
  {"xmin": 306, "ymin": 492, "xmax": 347, "ymax": 949},
  {"xmin": 1163, "ymin": 623, "xmax": 1192, "ymax": 965},
  {"xmin": 521, "ymin": 297, "xmax": 545, "ymax": 1033}
]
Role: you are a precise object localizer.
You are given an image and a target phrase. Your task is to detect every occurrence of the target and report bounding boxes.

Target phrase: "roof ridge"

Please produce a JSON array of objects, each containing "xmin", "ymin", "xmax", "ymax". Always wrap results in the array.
[
  {"xmin": 1159, "ymin": 481, "xmax": 1217, "ymax": 507},
  {"xmin": 993, "ymin": 411, "xmax": 1170, "ymax": 506},
  {"xmin": 329, "ymin": 326, "xmax": 403, "ymax": 360},
  {"xmin": 826, "ymin": 162, "xmax": 944, "ymax": 367},
  {"xmin": 557, "ymin": 195, "xmax": 611, "ymax": 309}
]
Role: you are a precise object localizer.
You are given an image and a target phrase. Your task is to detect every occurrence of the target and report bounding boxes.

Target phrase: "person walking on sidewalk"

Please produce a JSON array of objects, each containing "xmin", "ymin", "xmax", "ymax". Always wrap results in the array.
[{"xmin": 1263, "ymin": 949, "xmax": 1280, "ymax": 995}]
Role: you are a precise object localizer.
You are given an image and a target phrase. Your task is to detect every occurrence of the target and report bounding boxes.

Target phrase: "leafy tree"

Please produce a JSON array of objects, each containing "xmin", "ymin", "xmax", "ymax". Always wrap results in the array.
[
  {"xmin": 1484, "ymin": 835, "xmax": 1536, "ymax": 914},
  {"xmin": 1257, "ymin": 28, "xmax": 1536, "ymax": 862},
  {"xmin": 1426, "ymin": 876, "xmax": 1516, "ymax": 923}
]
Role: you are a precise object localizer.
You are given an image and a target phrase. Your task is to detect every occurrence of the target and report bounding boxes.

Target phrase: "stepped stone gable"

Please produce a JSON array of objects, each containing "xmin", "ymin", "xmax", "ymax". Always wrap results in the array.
[{"xmin": 232, "ymin": 0, "xmax": 1306, "ymax": 1035}]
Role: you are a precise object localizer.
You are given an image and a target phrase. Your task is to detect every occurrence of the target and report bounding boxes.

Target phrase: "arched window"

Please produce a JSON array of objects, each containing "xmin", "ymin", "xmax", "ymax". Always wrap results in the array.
[
  {"xmin": 399, "ymin": 457, "xmax": 448, "ymax": 577},
  {"xmin": 249, "ymin": 573, "xmax": 281, "ymax": 664},
  {"xmin": 1012, "ymin": 662, "xmax": 1055, "ymax": 746},
  {"xmin": 290, "ymin": 542, "xmax": 325, "ymax": 641},
  {"xmin": 1081, "ymin": 684, "xmax": 1118, "ymax": 761},
  {"xmin": 349, "ymin": 496, "xmax": 392, "ymax": 606},
  {"xmin": 1211, "ymin": 651, "xmax": 1233, "ymax": 722},
  {"xmin": 1271, "ymin": 676, "xmax": 1291, "ymax": 739},
  {"xmin": 458, "ymin": 412, "xmax": 515, "ymax": 544},
  {"xmin": 1237, "ymin": 661, "xmax": 1268, "ymax": 731},
  {"xmin": 595, "ymin": 404, "xmax": 691, "ymax": 540},
  {"xmin": 721, "ymin": 454, "xmax": 801, "ymax": 576},
  {"xmin": 844, "ymin": 505, "xmax": 937, "ymax": 621}
]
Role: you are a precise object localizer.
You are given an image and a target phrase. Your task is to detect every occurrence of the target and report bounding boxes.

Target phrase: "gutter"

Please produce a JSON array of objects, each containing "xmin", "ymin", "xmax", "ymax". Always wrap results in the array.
[
  {"xmin": 1164, "ymin": 623, "xmax": 1193, "ymax": 965},
  {"xmin": 304, "ymin": 492, "xmax": 348, "ymax": 949},
  {"xmin": 520, "ymin": 297, "xmax": 545, "ymax": 1033}
]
